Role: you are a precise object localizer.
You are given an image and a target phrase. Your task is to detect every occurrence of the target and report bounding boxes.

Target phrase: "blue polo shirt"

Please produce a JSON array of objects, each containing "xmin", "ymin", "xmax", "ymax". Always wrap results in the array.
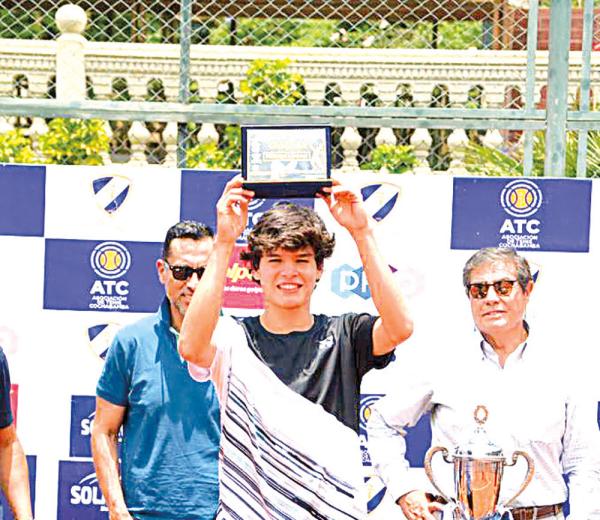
[
  {"xmin": 0, "ymin": 347, "xmax": 13, "ymax": 429},
  {"xmin": 97, "ymin": 299, "xmax": 220, "ymax": 519}
]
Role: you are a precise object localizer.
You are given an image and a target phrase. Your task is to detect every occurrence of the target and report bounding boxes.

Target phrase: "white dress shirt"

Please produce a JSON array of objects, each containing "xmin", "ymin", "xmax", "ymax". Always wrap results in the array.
[{"xmin": 366, "ymin": 325, "xmax": 600, "ymax": 519}]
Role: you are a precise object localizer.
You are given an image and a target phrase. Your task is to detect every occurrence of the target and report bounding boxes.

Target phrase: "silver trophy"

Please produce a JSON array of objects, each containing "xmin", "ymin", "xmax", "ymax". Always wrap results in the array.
[{"xmin": 424, "ymin": 405, "xmax": 534, "ymax": 520}]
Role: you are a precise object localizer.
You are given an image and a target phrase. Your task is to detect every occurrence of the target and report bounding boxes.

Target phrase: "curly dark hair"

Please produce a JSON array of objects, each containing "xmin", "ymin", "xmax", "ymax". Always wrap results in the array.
[{"xmin": 240, "ymin": 202, "xmax": 335, "ymax": 271}]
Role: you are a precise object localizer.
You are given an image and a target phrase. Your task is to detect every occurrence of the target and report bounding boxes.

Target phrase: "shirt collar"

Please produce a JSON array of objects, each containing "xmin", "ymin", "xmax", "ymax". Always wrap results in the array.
[{"xmin": 478, "ymin": 321, "xmax": 530, "ymax": 364}]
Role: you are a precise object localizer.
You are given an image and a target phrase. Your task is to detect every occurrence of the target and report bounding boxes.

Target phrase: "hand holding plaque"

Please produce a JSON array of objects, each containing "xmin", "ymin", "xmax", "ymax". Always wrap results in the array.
[{"xmin": 241, "ymin": 126, "xmax": 332, "ymax": 198}]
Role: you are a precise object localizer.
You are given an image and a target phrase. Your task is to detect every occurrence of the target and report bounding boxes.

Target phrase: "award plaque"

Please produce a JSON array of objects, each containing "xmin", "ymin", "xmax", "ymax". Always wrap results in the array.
[{"xmin": 241, "ymin": 125, "xmax": 332, "ymax": 198}]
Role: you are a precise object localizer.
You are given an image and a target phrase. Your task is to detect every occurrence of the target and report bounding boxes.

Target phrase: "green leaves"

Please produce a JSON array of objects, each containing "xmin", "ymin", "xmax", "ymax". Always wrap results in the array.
[
  {"xmin": 187, "ymin": 126, "xmax": 241, "ymax": 170},
  {"xmin": 360, "ymin": 144, "xmax": 416, "ymax": 174},
  {"xmin": 463, "ymin": 131, "xmax": 600, "ymax": 177},
  {"xmin": 240, "ymin": 59, "xmax": 306, "ymax": 106},
  {"xmin": 38, "ymin": 118, "xmax": 110, "ymax": 165},
  {"xmin": 0, "ymin": 129, "xmax": 35, "ymax": 163}
]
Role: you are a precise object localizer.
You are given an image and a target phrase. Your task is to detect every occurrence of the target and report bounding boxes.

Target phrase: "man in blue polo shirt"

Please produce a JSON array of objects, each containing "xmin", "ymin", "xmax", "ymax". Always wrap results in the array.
[
  {"xmin": 0, "ymin": 347, "xmax": 32, "ymax": 519},
  {"xmin": 92, "ymin": 221, "xmax": 220, "ymax": 520}
]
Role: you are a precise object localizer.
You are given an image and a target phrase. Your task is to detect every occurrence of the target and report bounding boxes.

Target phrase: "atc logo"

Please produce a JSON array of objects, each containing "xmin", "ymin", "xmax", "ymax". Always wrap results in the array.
[
  {"xmin": 500, "ymin": 179, "xmax": 543, "ymax": 218},
  {"xmin": 44, "ymin": 239, "xmax": 163, "ymax": 313},
  {"xmin": 358, "ymin": 394, "xmax": 383, "ymax": 467},
  {"xmin": 90, "ymin": 242, "xmax": 132, "ymax": 279},
  {"xmin": 58, "ymin": 461, "xmax": 107, "ymax": 518},
  {"xmin": 92, "ymin": 175, "xmax": 131, "ymax": 215},
  {"xmin": 360, "ymin": 183, "xmax": 401, "ymax": 222},
  {"xmin": 451, "ymin": 178, "xmax": 591, "ymax": 252}
]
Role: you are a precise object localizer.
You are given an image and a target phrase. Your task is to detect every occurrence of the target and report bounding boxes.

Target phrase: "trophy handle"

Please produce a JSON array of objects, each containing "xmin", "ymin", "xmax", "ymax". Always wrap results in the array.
[
  {"xmin": 502, "ymin": 450, "xmax": 535, "ymax": 507},
  {"xmin": 423, "ymin": 446, "xmax": 453, "ymax": 504}
]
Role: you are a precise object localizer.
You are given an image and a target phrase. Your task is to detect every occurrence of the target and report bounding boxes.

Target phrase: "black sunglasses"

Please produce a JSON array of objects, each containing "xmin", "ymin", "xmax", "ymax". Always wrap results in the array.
[
  {"xmin": 164, "ymin": 262, "xmax": 206, "ymax": 281},
  {"xmin": 467, "ymin": 279, "xmax": 517, "ymax": 299}
]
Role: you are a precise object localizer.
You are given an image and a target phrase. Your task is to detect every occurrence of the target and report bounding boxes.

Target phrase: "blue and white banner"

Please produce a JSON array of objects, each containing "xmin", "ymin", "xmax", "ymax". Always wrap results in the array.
[{"xmin": 0, "ymin": 164, "xmax": 598, "ymax": 519}]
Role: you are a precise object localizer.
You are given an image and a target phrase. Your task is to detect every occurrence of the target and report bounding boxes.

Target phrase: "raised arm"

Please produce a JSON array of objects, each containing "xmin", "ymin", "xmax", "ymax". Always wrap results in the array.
[
  {"xmin": 178, "ymin": 176, "xmax": 254, "ymax": 367},
  {"xmin": 0, "ymin": 424, "xmax": 32, "ymax": 520},
  {"xmin": 319, "ymin": 183, "xmax": 413, "ymax": 355}
]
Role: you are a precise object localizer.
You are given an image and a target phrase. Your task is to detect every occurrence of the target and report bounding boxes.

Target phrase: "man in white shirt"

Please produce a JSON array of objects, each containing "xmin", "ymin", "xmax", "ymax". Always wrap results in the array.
[{"xmin": 367, "ymin": 247, "xmax": 600, "ymax": 520}]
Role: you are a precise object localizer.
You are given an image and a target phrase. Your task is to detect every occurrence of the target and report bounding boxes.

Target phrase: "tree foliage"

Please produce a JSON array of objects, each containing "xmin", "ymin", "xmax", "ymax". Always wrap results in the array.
[
  {"xmin": 38, "ymin": 118, "xmax": 109, "ymax": 165},
  {"xmin": 0, "ymin": 129, "xmax": 35, "ymax": 163},
  {"xmin": 360, "ymin": 144, "xmax": 416, "ymax": 174}
]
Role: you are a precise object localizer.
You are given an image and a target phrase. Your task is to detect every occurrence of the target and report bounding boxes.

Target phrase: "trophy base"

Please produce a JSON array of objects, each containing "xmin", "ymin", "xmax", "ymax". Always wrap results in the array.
[{"xmin": 242, "ymin": 180, "xmax": 332, "ymax": 199}]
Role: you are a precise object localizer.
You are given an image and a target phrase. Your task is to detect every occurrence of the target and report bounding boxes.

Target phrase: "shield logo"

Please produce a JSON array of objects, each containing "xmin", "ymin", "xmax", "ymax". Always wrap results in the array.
[
  {"xmin": 87, "ymin": 323, "xmax": 121, "ymax": 361},
  {"xmin": 92, "ymin": 175, "xmax": 131, "ymax": 215},
  {"xmin": 360, "ymin": 183, "xmax": 401, "ymax": 222}
]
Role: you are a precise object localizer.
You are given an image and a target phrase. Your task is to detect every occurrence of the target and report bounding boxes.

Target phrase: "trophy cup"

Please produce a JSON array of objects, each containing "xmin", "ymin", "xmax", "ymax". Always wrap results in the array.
[
  {"xmin": 424, "ymin": 405, "xmax": 534, "ymax": 520},
  {"xmin": 241, "ymin": 125, "xmax": 332, "ymax": 198}
]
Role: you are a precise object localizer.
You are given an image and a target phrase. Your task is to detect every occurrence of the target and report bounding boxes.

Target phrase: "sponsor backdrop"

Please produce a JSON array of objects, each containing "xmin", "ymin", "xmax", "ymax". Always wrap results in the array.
[{"xmin": 0, "ymin": 163, "xmax": 598, "ymax": 518}]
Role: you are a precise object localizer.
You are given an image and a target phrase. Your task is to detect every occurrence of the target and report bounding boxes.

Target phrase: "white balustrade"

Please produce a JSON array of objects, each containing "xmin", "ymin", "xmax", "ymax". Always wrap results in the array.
[
  {"xmin": 129, "ymin": 121, "xmax": 151, "ymax": 165},
  {"xmin": 100, "ymin": 121, "xmax": 113, "ymax": 165},
  {"xmin": 447, "ymin": 128, "xmax": 470, "ymax": 175},
  {"xmin": 163, "ymin": 122, "xmax": 178, "ymax": 167},
  {"xmin": 375, "ymin": 127, "xmax": 397, "ymax": 147},
  {"xmin": 410, "ymin": 128, "xmax": 433, "ymax": 174},
  {"xmin": 482, "ymin": 129, "xmax": 503, "ymax": 149},
  {"xmin": 197, "ymin": 123, "xmax": 219, "ymax": 146},
  {"xmin": 340, "ymin": 127, "xmax": 362, "ymax": 171}
]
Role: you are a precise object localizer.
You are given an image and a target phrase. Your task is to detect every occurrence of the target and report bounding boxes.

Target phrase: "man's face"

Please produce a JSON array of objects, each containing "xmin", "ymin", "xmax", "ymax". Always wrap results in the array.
[
  {"xmin": 157, "ymin": 237, "xmax": 213, "ymax": 328},
  {"xmin": 468, "ymin": 259, "xmax": 532, "ymax": 337},
  {"xmin": 253, "ymin": 246, "xmax": 322, "ymax": 311}
]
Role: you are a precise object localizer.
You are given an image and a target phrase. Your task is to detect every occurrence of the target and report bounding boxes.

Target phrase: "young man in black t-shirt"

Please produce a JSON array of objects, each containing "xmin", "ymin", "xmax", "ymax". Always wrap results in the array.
[{"xmin": 179, "ymin": 176, "xmax": 413, "ymax": 518}]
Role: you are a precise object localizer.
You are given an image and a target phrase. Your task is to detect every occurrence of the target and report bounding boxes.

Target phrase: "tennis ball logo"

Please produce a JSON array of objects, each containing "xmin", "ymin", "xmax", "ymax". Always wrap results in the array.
[
  {"xmin": 500, "ymin": 179, "xmax": 543, "ymax": 218},
  {"xmin": 509, "ymin": 188, "xmax": 534, "ymax": 209},
  {"xmin": 98, "ymin": 250, "xmax": 122, "ymax": 271},
  {"xmin": 90, "ymin": 242, "xmax": 131, "ymax": 279},
  {"xmin": 359, "ymin": 394, "xmax": 382, "ymax": 430}
]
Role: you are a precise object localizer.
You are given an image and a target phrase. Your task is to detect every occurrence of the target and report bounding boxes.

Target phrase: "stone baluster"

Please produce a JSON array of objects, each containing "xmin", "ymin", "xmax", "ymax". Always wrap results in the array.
[
  {"xmin": 0, "ymin": 117, "xmax": 13, "ymax": 134},
  {"xmin": 447, "ymin": 128, "xmax": 469, "ymax": 175},
  {"xmin": 163, "ymin": 122, "xmax": 178, "ymax": 167},
  {"xmin": 26, "ymin": 118, "xmax": 49, "ymax": 162},
  {"xmin": 482, "ymin": 129, "xmax": 503, "ymax": 149},
  {"xmin": 339, "ymin": 127, "xmax": 362, "ymax": 171},
  {"xmin": 197, "ymin": 123, "xmax": 219, "ymax": 145},
  {"xmin": 100, "ymin": 121, "xmax": 113, "ymax": 165},
  {"xmin": 410, "ymin": 128, "xmax": 432, "ymax": 174},
  {"xmin": 375, "ymin": 126, "xmax": 397, "ymax": 147},
  {"xmin": 55, "ymin": 4, "xmax": 87, "ymax": 101},
  {"xmin": 129, "ymin": 121, "xmax": 151, "ymax": 164}
]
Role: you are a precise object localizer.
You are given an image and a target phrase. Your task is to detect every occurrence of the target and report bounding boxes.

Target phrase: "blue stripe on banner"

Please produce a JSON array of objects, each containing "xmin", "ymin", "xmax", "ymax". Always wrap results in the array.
[{"xmin": 0, "ymin": 164, "xmax": 45, "ymax": 236}]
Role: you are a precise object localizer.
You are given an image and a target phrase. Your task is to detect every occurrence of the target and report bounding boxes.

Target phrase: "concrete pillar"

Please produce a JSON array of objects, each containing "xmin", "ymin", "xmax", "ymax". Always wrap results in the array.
[{"xmin": 55, "ymin": 4, "xmax": 87, "ymax": 101}]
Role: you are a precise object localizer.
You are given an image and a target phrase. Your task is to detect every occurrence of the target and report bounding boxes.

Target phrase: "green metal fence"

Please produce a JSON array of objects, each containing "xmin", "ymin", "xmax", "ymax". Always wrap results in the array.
[{"xmin": 0, "ymin": 0, "xmax": 598, "ymax": 175}]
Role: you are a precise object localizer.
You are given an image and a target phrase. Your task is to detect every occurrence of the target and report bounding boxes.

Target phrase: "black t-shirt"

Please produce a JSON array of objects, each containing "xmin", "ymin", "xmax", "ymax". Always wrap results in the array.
[{"xmin": 238, "ymin": 313, "xmax": 393, "ymax": 432}]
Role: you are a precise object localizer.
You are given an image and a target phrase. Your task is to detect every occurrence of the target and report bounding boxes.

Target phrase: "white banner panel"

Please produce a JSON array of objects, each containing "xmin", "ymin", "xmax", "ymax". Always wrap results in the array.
[{"xmin": 0, "ymin": 163, "xmax": 598, "ymax": 519}]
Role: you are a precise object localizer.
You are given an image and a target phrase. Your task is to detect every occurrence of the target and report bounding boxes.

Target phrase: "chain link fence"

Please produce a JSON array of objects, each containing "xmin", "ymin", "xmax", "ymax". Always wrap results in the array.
[{"xmin": 0, "ymin": 0, "xmax": 599, "ymax": 174}]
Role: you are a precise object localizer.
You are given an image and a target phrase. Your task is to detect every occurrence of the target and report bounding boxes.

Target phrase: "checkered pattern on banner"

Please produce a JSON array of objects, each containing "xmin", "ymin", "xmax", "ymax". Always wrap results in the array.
[{"xmin": 1, "ymin": 163, "xmax": 599, "ymax": 518}]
